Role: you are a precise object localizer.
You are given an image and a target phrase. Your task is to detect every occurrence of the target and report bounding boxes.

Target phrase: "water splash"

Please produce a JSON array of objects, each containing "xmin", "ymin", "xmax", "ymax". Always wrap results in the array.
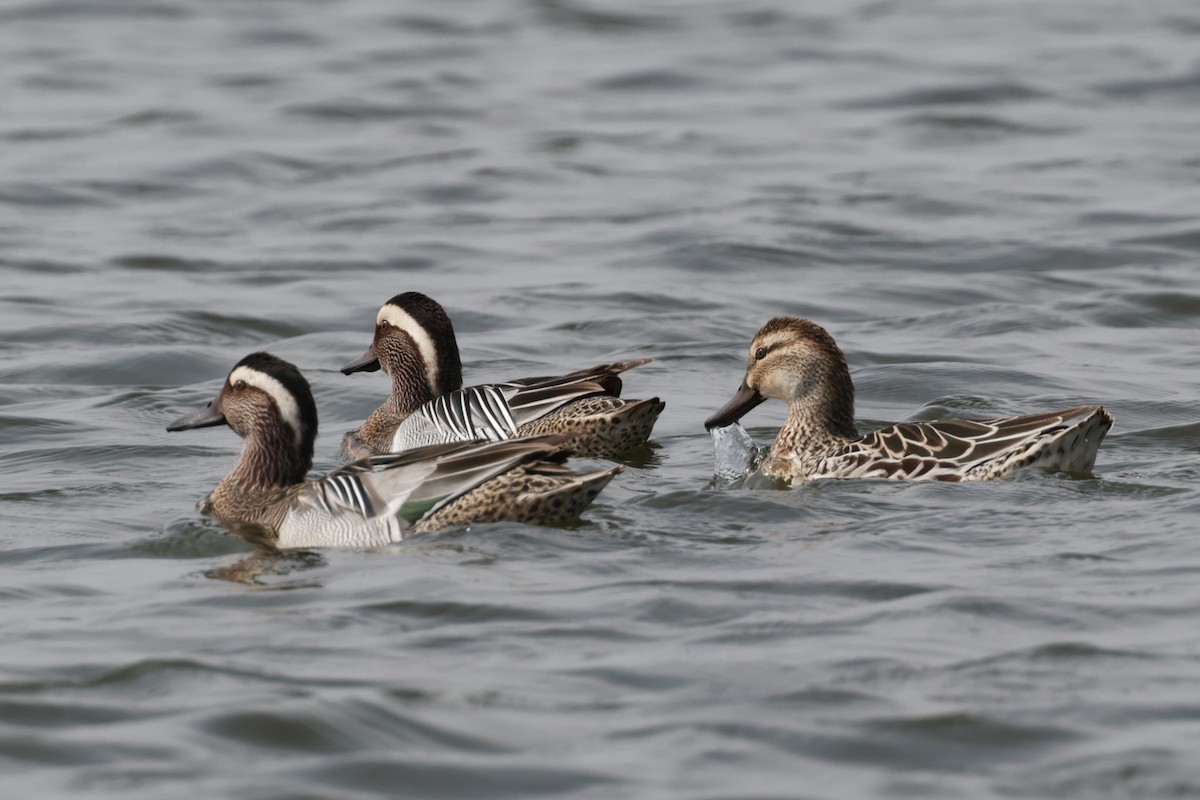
[{"xmin": 711, "ymin": 423, "xmax": 755, "ymax": 481}]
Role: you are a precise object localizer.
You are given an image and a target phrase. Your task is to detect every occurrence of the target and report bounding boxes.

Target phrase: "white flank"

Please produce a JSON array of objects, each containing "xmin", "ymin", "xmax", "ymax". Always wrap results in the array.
[
  {"xmin": 229, "ymin": 365, "xmax": 305, "ymax": 447},
  {"xmin": 378, "ymin": 303, "xmax": 441, "ymax": 393}
]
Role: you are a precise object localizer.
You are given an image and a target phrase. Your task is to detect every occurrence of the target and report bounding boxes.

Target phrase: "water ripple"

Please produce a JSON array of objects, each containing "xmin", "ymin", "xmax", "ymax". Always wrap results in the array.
[{"xmin": 3, "ymin": 0, "xmax": 1199, "ymax": 796}]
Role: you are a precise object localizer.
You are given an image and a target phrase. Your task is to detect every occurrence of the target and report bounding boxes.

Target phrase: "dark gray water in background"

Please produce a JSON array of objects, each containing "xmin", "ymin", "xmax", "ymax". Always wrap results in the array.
[{"xmin": 3, "ymin": 0, "xmax": 1200, "ymax": 796}]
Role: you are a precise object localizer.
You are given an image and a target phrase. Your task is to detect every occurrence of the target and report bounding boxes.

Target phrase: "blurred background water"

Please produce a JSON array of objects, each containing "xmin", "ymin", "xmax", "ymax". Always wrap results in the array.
[{"xmin": 2, "ymin": 0, "xmax": 1200, "ymax": 797}]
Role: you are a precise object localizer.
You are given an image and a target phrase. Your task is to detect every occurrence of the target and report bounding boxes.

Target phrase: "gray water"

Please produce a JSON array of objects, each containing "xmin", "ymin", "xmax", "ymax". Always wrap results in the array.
[{"xmin": 3, "ymin": 0, "xmax": 1200, "ymax": 797}]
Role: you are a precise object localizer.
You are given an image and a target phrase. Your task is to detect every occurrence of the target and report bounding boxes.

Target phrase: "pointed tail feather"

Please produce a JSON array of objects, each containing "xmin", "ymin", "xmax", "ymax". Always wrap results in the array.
[{"xmin": 966, "ymin": 406, "xmax": 1114, "ymax": 478}]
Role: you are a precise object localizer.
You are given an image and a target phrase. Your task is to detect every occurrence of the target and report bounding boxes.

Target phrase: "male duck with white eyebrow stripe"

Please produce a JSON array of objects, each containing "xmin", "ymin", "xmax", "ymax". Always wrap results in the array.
[
  {"xmin": 341, "ymin": 292, "xmax": 665, "ymax": 460},
  {"xmin": 167, "ymin": 352, "xmax": 621, "ymax": 549}
]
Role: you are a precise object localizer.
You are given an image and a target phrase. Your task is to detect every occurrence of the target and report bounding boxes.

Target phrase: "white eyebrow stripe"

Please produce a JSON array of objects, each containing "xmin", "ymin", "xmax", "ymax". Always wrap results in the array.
[
  {"xmin": 228, "ymin": 365, "xmax": 304, "ymax": 447},
  {"xmin": 377, "ymin": 304, "xmax": 441, "ymax": 394}
]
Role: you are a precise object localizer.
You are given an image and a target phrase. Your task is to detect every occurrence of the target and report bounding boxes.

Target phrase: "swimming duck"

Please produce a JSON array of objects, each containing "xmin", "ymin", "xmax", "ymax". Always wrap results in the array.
[
  {"xmin": 704, "ymin": 316, "xmax": 1114, "ymax": 482},
  {"xmin": 167, "ymin": 352, "xmax": 620, "ymax": 549},
  {"xmin": 341, "ymin": 292, "xmax": 665, "ymax": 459}
]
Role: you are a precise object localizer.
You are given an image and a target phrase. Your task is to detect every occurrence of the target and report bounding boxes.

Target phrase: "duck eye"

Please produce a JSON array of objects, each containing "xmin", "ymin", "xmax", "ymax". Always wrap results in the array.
[
  {"xmin": 233, "ymin": 379, "xmax": 247, "ymax": 390},
  {"xmin": 754, "ymin": 347, "xmax": 767, "ymax": 361}
]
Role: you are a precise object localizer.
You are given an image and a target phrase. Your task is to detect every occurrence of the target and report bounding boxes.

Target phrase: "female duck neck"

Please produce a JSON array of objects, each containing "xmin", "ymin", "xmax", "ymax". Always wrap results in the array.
[{"xmin": 785, "ymin": 379, "xmax": 859, "ymax": 444}]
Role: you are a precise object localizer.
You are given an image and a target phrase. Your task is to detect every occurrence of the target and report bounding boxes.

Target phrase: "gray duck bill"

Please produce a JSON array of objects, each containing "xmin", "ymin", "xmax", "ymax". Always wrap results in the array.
[
  {"xmin": 340, "ymin": 345, "xmax": 381, "ymax": 375},
  {"xmin": 704, "ymin": 382, "xmax": 765, "ymax": 430},
  {"xmin": 166, "ymin": 400, "xmax": 227, "ymax": 432}
]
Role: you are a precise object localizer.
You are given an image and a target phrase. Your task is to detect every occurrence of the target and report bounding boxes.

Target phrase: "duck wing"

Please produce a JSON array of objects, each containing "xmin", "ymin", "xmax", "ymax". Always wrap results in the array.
[
  {"xmin": 825, "ymin": 406, "xmax": 1112, "ymax": 481},
  {"xmin": 277, "ymin": 437, "xmax": 569, "ymax": 548},
  {"xmin": 500, "ymin": 359, "xmax": 652, "ymax": 428},
  {"xmin": 392, "ymin": 359, "xmax": 652, "ymax": 450}
]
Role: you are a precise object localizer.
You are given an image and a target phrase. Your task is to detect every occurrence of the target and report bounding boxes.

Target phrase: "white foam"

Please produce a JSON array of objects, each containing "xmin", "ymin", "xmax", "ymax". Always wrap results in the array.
[{"xmin": 711, "ymin": 423, "xmax": 755, "ymax": 480}]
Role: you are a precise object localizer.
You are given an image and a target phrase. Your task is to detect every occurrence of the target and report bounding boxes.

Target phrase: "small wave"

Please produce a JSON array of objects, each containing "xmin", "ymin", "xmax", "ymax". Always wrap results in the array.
[
  {"xmin": 593, "ymin": 69, "xmax": 707, "ymax": 92},
  {"xmin": 0, "ymin": 0, "xmax": 189, "ymax": 22},
  {"xmin": 844, "ymin": 81, "xmax": 1047, "ymax": 109}
]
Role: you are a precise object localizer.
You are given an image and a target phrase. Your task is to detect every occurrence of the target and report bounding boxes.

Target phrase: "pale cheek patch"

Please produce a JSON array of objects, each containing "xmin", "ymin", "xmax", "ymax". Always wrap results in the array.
[
  {"xmin": 228, "ymin": 366, "xmax": 305, "ymax": 446},
  {"xmin": 377, "ymin": 304, "xmax": 441, "ymax": 393},
  {"xmin": 757, "ymin": 368, "xmax": 790, "ymax": 401},
  {"xmin": 752, "ymin": 344, "xmax": 814, "ymax": 401}
]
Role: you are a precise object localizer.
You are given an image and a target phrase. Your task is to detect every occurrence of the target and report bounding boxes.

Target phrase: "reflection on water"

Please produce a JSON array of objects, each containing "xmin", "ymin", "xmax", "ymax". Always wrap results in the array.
[{"xmin": 205, "ymin": 550, "xmax": 327, "ymax": 588}]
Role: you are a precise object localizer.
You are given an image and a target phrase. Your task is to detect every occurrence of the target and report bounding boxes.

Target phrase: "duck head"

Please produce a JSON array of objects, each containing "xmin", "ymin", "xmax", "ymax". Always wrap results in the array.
[
  {"xmin": 705, "ymin": 316, "xmax": 857, "ymax": 437},
  {"xmin": 341, "ymin": 292, "xmax": 463, "ymax": 402},
  {"xmin": 168, "ymin": 352, "xmax": 318, "ymax": 486}
]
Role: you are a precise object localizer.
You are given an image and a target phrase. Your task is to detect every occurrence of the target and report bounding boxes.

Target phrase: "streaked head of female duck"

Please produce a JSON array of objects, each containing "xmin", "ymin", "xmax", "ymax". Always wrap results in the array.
[
  {"xmin": 705, "ymin": 316, "xmax": 858, "ymax": 439},
  {"xmin": 341, "ymin": 291, "xmax": 464, "ymax": 412},
  {"xmin": 167, "ymin": 352, "xmax": 318, "ymax": 488}
]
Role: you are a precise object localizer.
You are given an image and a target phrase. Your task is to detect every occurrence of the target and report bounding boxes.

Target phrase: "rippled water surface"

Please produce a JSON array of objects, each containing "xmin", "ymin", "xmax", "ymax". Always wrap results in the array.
[{"xmin": 3, "ymin": 0, "xmax": 1200, "ymax": 796}]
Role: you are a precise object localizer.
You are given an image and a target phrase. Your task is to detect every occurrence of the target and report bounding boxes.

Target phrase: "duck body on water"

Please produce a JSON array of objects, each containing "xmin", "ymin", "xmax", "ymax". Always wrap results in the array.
[
  {"xmin": 341, "ymin": 292, "xmax": 664, "ymax": 460},
  {"xmin": 705, "ymin": 316, "xmax": 1113, "ymax": 483},
  {"xmin": 166, "ymin": 353, "xmax": 619, "ymax": 549},
  {"xmin": 165, "ymin": 312, "xmax": 1115, "ymax": 549}
]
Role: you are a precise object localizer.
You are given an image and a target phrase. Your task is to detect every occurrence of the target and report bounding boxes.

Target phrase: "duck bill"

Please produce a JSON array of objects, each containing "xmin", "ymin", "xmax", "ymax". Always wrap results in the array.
[
  {"xmin": 704, "ymin": 382, "xmax": 765, "ymax": 430},
  {"xmin": 166, "ymin": 399, "xmax": 227, "ymax": 432},
  {"xmin": 340, "ymin": 345, "xmax": 381, "ymax": 375}
]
